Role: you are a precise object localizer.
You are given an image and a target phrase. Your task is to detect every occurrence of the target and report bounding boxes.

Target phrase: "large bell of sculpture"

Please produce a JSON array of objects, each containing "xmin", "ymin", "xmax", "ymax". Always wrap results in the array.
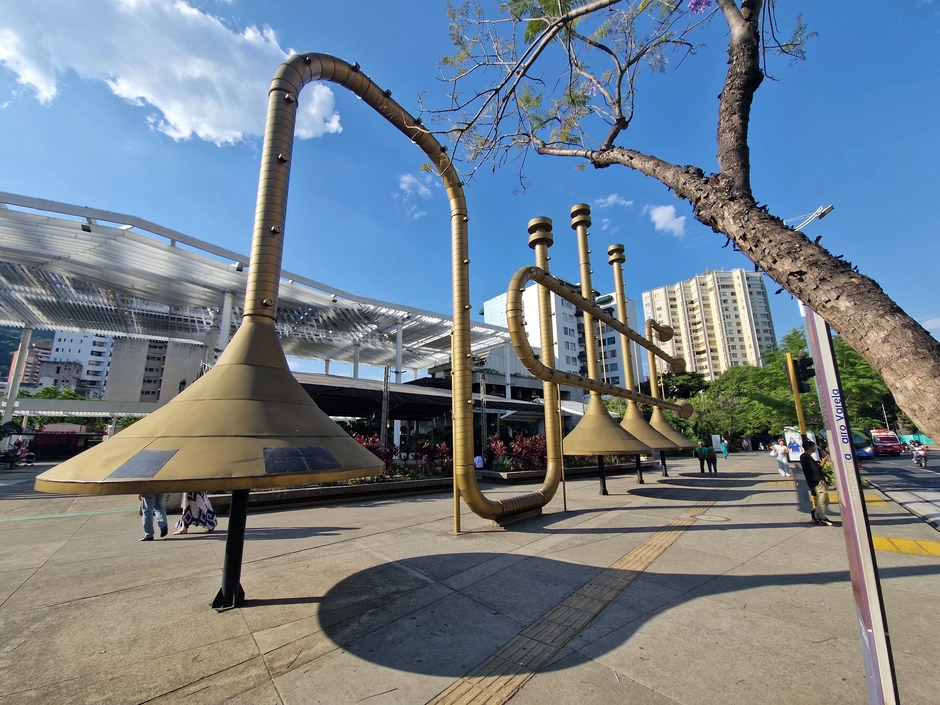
[
  {"xmin": 563, "ymin": 395, "xmax": 652, "ymax": 455},
  {"xmin": 34, "ymin": 317, "xmax": 383, "ymax": 495}
]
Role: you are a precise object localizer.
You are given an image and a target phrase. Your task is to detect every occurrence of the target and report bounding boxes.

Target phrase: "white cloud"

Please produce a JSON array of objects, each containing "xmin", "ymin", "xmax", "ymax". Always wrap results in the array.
[
  {"xmin": 399, "ymin": 173, "xmax": 432, "ymax": 199},
  {"xmin": 645, "ymin": 204, "xmax": 686, "ymax": 237},
  {"xmin": 397, "ymin": 172, "xmax": 434, "ymax": 220},
  {"xmin": 599, "ymin": 217, "xmax": 619, "ymax": 234},
  {"xmin": 0, "ymin": 0, "xmax": 341, "ymax": 145},
  {"xmin": 594, "ymin": 193, "xmax": 633, "ymax": 209},
  {"xmin": 921, "ymin": 317, "xmax": 940, "ymax": 333}
]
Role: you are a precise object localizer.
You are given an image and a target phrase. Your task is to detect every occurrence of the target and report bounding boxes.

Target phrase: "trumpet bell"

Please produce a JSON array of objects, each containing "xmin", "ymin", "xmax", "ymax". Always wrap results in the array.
[
  {"xmin": 620, "ymin": 402, "xmax": 680, "ymax": 451},
  {"xmin": 563, "ymin": 395, "xmax": 652, "ymax": 455},
  {"xmin": 34, "ymin": 317, "xmax": 383, "ymax": 495},
  {"xmin": 648, "ymin": 405, "xmax": 697, "ymax": 450}
]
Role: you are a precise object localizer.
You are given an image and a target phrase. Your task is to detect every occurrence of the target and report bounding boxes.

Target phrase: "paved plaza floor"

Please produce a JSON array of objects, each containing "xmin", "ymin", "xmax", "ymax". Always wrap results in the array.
[{"xmin": 1, "ymin": 453, "xmax": 939, "ymax": 704}]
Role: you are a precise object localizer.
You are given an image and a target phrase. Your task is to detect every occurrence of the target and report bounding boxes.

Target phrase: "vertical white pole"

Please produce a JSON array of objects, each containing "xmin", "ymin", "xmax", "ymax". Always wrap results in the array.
[
  {"xmin": 216, "ymin": 291, "xmax": 235, "ymax": 359},
  {"xmin": 393, "ymin": 321, "xmax": 403, "ymax": 447},
  {"xmin": 2, "ymin": 326, "xmax": 33, "ymax": 449}
]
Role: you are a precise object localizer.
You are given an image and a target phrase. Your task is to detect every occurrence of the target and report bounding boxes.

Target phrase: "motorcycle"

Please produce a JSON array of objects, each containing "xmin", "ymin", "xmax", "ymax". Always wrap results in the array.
[{"xmin": 915, "ymin": 446, "xmax": 928, "ymax": 468}]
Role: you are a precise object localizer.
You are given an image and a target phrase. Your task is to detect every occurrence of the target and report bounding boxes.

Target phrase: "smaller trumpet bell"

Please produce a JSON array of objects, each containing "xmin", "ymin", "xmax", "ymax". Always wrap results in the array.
[
  {"xmin": 563, "ymin": 395, "xmax": 652, "ymax": 456},
  {"xmin": 620, "ymin": 402, "xmax": 680, "ymax": 451},
  {"xmin": 648, "ymin": 405, "xmax": 697, "ymax": 450}
]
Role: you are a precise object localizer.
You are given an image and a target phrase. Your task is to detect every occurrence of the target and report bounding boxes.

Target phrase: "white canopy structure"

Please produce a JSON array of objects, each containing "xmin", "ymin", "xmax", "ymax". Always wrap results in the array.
[{"xmin": 0, "ymin": 193, "xmax": 510, "ymax": 370}]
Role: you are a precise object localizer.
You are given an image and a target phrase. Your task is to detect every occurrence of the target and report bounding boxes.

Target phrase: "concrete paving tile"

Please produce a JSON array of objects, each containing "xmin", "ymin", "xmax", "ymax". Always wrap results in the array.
[
  {"xmin": 628, "ymin": 545, "xmax": 745, "ymax": 594},
  {"xmin": 238, "ymin": 545, "xmax": 428, "ymax": 634},
  {"xmin": 262, "ymin": 582, "xmax": 456, "ymax": 677},
  {"xmin": 441, "ymin": 552, "xmax": 530, "ymax": 591},
  {"xmin": 458, "ymin": 554, "xmax": 602, "ymax": 626},
  {"xmin": 678, "ymin": 560, "xmax": 861, "ymax": 642},
  {"xmin": 0, "ymin": 538, "xmax": 74, "ymax": 572},
  {"xmin": 880, "ymin": 584, "xmax": 940, "ymax": 660},
  {"xmin": 543, "ymin": 528, "xmax": 662, "ymax": 569},
  {"xmin": 0, "ymin": 641, "xmax": 264, "ymax": 705},
  {"xmin": 0, "ymin": 568, "xmax": 33, "ymax": 604},
  {"xmin": 891, "ymin": 640, "xmax": 940, "ymax": 704},
  {"xmin": 511, "ymin": 650, "xmax": 680, "ymax": 704},
  {"xmin": 873, "ymin": 551, "xmax": 940, "ymax": 598},
  {"xmin": 0, "ymin": 573, "xmax": 251, "ymax": 696},
  {"xmin": 0, "ymin": 540, "xmax": 222, "ymax": 611},
  {"xmin": 566, "ymin": 578, "xmax": 685, "ymax": 653},
  {"xmin": 226, "ymin": 680, "xmax": 284, "ymax": 705},
  {"xmin": 573, "ymin": 594, "xmax": 869, "ymax": 704},
  {"xmin": 273, "ymin": 591, "xmax": 521, "ymax": 702}
]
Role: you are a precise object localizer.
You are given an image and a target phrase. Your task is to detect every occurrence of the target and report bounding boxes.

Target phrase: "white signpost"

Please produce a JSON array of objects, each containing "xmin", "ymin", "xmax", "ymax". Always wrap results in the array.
[{"xmin": 803, "ymin": 306, "xmax": 899, "ymax": 705}]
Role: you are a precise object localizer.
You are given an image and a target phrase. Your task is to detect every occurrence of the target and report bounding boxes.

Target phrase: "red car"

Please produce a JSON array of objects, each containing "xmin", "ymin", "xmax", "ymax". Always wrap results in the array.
[{"xmin": 870, "ymin": 429, "xmax": 903, "ymax": 456}]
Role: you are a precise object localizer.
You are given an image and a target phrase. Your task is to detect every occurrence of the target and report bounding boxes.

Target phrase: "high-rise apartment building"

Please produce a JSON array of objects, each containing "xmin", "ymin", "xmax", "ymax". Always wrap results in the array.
[
  {"xmin": 482, "ymin": 283, "xmax": 646, "ymax": 395},
  {"xmin": 483, "ymin": 278, "xmax": 584, "ymax": 378},
  {"xmin": 641, "ymin": 269, "xmax": 776, "ymax": 381},
  {"xmin": 6, "ymin": 343, "xmax": 51, "ymax": 387},
  {"xmin": 49, "ymin": 331, "xmax": 113, "ymax": 398}
]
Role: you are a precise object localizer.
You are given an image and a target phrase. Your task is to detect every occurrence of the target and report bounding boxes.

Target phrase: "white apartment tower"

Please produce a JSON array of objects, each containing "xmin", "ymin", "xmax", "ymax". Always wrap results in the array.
[
  {"xmin": 483, "ymin": 280, "xmax": 583, "ymax": 377},
  {"xmin": 49, "ymin": 331, "xmax": 114, "ymax": 398},
  {"xmin": 483, "ymin": 283, "xmax": 645, "ymax": 393},
  {"xmin": 641, "ymin": 269, "xmax": 776, "ymax": 381}
]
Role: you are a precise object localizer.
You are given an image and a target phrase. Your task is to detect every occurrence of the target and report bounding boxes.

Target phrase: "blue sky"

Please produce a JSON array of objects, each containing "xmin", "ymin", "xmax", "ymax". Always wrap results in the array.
[{"xmin": 1, "ymin": 1, "xmax": 938, "ymax": 379}]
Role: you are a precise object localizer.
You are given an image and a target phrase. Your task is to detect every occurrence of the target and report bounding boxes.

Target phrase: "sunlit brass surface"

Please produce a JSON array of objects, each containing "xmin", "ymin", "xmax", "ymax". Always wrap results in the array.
[
  {"xmin": 522, "ymin": 218, "xmax": 561, "ymax": 501},
  {"xmin": 35, "ymin": 318, "xmax": 382, "ymax": 494},
  {"xmin": 559, "ymin": 204, "xmax": 649, "ymax": 456},
  {"xmin": 506, "ymin": 266, "xmax": 690, "ymax": 415},
  {"xmin": 607, "ymin": 244, "xmax": 679, "ymax": 451},
  {"xmin": 645, "ymin": 319, "xmax": 697, "ymax": 449}
]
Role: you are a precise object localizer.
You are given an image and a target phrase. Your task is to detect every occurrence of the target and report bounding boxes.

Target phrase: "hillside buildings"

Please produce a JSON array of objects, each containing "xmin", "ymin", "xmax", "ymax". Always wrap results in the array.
[
  {"xmin": 10, "ymin": 330, "xmax": 203, "ymax": 403},
  {"xmin": 6, "ymin": 342, "xmax": 51, "ymax": 388},
  {"xmin": 641, "ymin": 269, "xmax": 776, "ymax": 382}
]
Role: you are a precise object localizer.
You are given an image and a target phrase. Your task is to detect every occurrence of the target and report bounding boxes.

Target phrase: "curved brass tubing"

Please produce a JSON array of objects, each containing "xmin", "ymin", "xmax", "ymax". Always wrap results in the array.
[
  {"xmin": 263, "ymin": 53, "xmax": 547, "ymax": 523},
  {"xmin": 645, "ymin": 319, "xmax": 698, "ymax": 449},
  {"xmin": 506, "ymin": 266, "xmax": 694, "ymax": 418}
]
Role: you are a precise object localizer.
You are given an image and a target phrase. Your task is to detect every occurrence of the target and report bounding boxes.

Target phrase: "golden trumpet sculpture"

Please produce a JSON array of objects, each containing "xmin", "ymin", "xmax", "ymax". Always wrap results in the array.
[
  {"xmin": 646, "ymin": 319, "xmax": 698, "ymax": 450},
  {"xmin": 607, "ymin": 244, "xmax": 681, "ymax": 453},
  {"xmin": 506, "ymin": 205, "xmax": 694, "ymax": 472},
  {"xmin": 561, "ymin": 205, "xmax": 651, "ymax": 457},
  {"xmin": 32, "ymin": 52, "xmax": 568, "ymax": 541}
]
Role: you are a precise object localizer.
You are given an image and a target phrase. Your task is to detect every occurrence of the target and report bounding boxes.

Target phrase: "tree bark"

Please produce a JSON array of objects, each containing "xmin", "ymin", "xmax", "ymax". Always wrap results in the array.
[{"xmin": 543, "ymin": 2, "xmax": 940, "ymax": 445}]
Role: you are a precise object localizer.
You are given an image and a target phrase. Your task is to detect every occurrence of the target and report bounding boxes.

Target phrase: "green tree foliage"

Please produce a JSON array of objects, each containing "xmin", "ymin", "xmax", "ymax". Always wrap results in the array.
[
  {"xmin": 650, "ymin": 327, "xmax": 899, "ymax": 443},
  {"xmin": 16, "ymin": 386, "xmax": 107, "ymax": 432}
]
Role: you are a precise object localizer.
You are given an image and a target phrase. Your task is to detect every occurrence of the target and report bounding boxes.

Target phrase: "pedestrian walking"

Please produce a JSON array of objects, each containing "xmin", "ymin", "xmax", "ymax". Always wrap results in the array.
[
  {"xmin": 139, "ymin": 493, "xmax": 168, "ymax": 541},
  {"xmin": 706, "ymin": 446, "xmax": 718, "ymax": 474},
  {"xmin": 800, "ymin": 441, "xmax": 833, "ymax": 526},
  {"xmin": 174, "ymin": 492, "xmax": 218, "ymax": 534},
  {"xmin": 771, "ymin": 438, "xmax": 791, "ymax": 476},
  {"xmin": 720, "ymin": 437, "xmax": 729, "ymax": 459},
  {"xmin": 742, "ymin": 438, "xmax": 751, "ymax": 453},
  {"xmin": 694, "ymin": 441, "xmax": 709, "ymax": 474}
]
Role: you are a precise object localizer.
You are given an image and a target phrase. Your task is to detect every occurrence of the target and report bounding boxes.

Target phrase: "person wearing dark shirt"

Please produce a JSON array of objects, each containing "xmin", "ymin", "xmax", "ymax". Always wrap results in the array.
[{"xmin": 800, "ymin": 441, "xmax": 832, "ymax": 526}]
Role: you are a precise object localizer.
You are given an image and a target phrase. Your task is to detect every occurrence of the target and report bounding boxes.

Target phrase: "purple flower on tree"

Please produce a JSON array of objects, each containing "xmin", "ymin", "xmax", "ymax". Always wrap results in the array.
[{"xmin": 688, "ymin": 0, "xmax": 712, "ymax": 13}]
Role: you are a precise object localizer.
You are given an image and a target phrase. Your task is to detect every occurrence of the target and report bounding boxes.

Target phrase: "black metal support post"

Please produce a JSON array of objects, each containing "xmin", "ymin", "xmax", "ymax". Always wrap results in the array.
[
  {"xmin": 212, "ymin": 489, "xmax": 248, "ymax": 612},
  {"xmin": 635, "ymin": 454, "xmax": 644, "ymax": 484},
  {"xmin": 598, "ymin": 455, "xmax": 609, "ymax": 495},
  {"xmin": 660, "ymin": 450, "xmax": 669, "ymax": 478}
]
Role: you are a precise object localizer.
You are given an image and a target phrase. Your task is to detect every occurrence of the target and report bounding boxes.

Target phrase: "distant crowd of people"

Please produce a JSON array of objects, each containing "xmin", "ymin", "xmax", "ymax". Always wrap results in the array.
[{"xmin": 690, "ymin": 434, "xmax": 835, "ymax": 527}]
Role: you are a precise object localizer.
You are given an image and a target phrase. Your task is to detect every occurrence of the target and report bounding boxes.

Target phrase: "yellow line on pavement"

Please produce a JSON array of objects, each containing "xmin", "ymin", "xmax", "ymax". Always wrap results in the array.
[
  {"xmin": 427, "ymin": 492, "xmax": 725, "ymax": 705},
  {"xmin": 872, "ymin": 536, "xmax": 940, "ymax": 557}
]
